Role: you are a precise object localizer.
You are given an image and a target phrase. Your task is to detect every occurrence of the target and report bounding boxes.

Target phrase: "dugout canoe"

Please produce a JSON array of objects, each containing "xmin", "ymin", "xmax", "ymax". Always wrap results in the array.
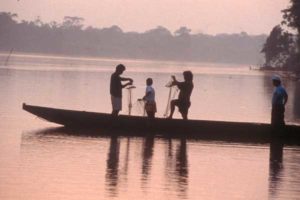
[{"xmin": 23, "ymin": 103, "xmax": 300, "ymax": 141}]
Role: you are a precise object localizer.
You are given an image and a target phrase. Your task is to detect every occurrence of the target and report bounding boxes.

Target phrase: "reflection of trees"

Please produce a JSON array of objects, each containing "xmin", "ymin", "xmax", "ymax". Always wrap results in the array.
[
  {"xmin": 268, "ymin": 138, "xmax": 284, "ymax": 199},
  {"xmin": 105, "ymin": 136, "xmax": 120, "ymax": 197}
]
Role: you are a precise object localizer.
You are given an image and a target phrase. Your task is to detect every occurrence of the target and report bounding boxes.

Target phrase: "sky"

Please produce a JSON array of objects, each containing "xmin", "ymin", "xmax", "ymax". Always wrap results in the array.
[{"xmin": 1, "ymin": 0, "xmax": 290, "ymax": 35}]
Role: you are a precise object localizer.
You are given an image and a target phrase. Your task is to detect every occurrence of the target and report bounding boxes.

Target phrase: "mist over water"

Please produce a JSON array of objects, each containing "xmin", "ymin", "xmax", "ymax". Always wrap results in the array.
[{"xmin": 0, "ymin": 54, "xmax": 300, "ymax": 200}]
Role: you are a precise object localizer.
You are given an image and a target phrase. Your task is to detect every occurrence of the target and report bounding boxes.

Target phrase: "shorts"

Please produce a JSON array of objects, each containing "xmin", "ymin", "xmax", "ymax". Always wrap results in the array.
[
  {"xmin": 271, "ymin": 104, "xmax": 285, "ymax": 127},
  {"xmin": 145, "ymin": 101, "xmax": 157, "ymax": 113},
  {"xmin": 111, "ymin": 96, "xmax": 122, "ymax": 111}
]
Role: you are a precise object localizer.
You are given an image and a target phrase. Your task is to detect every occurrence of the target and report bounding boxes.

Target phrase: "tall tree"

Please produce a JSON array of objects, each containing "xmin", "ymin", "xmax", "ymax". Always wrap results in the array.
[
  {"xmin": 174, "ymin": 26, "xmax": 191, "ymax": 36},
  {"xmin": 261, "ymin": 25, "xmax": 294, "ymax": 68},
  {"xmin": 282, "ymin": 0, "xmax": 300, "ymax": 70},
  {"xmin": 282, "ymin": 0, "xmax": 300, "ymax": 34},
  {"xmin": 62, "ymin": 16, "xmax": 84, "ymax": 30}
]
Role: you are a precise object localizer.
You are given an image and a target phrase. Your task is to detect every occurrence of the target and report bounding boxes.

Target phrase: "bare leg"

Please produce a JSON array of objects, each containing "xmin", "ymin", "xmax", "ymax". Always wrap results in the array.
[
  {"xmin": 111, "ymin": 110, "xmax": 120, "ymax": 117},
  {"xmin": 180, "ymin": 102, "xmax": 190, "ymax": 120},
  {"xmin": 181, "ymin": 111, "xmax": 188, "ymax": 120},
  {"xmin": 168, "ymin": 100, "xmax": 176, "ymax": 119},
  {"xmin": 147, "ymin": 111, "xmax": 155, "ymax": 119}
]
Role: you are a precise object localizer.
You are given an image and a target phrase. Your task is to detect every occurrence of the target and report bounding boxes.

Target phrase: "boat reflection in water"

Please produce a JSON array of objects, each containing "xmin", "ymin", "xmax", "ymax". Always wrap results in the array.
[
  {"xmin": 20, "ymin": 127, "xmax": 191, "ymax": 198},
  {"xmin": 20, "ymin": 127, "xmax": 300, "ymax": 200},
  {"xmin": 104, "ymin": 133, "xmax": 189, "ymax": 198}
]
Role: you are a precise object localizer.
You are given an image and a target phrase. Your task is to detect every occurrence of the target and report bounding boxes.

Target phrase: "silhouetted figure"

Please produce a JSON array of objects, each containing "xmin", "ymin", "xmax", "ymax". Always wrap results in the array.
[
  {"xmin": 105, "ymin": 136, "xmax": 120, "ymax": 196},
  {"xmin": 141, "ymin": 135, "xmax": 155, "ymax": 182},
  {"xmin": 142, "ymin": 78, "xmax": 157, "ymax": 118},
  {"xmin": 110, "ymin": 64, "xmax": 133, "ymax": 116},
  {"xmin": 176, "ymin": 138, "xmax": 188, "ymax": 182},
  {"xmin": 269, "ymin": 139, "xmax": 283, "ymax": 164},
  {"xmin": 268, "ymin": 138, "xmax": 284, "ymax": 198},
  {"xmin": 168, "ymin": 71, "xmax": 194, "ymax": 120},
  {"xmin": 176, "ymin": 138, "xmax": 188, "ymax": 197},
  {"xmin": 164, "ymin": 138, "xmax": 188, "ymax": 198},
  {"xmin": 271, "ymin": 75, "xmax": 288, "ymax": 128}
]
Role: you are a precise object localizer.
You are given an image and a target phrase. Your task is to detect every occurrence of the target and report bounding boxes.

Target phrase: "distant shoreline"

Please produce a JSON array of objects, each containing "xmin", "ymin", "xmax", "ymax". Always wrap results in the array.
[{"xmin": 0, "ymin": 50, "xmax": 252, "ymax": 68}]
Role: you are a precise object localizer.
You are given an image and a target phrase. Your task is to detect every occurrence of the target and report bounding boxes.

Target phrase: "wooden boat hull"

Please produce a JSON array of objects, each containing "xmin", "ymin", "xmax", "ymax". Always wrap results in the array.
[{"xmin": 23, "ymin": 103, "xmax": 300, "ymax": 141}]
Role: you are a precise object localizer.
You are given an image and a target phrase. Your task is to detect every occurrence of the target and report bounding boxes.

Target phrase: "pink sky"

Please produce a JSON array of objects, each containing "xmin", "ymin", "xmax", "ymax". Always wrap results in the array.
[{"xmin": 1, "ymin": 0, "xmax": 289, "ymax": 34}]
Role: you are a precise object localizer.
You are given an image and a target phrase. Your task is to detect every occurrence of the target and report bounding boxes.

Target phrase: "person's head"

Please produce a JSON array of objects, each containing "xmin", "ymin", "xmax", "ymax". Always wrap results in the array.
[
  {"xmin": 272, "ymin": 75, "xmax": 281, "ymax": 87},
  {"xmin": 146, "ymin": 78, "xmax": 153, "ymax": 86},
  {"xmin": 115, "ymin": 64, "xmax": 126, "ymax": 75},
  {"xmin": 183, "ymin": 71, "xmax": 193, "ymax": 82}
]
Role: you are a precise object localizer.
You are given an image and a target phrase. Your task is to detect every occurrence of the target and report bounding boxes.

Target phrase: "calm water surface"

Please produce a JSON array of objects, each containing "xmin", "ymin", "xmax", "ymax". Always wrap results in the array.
[{"xmin": 0, "ymin": 54, "xmax": 300, "ymax": 200}]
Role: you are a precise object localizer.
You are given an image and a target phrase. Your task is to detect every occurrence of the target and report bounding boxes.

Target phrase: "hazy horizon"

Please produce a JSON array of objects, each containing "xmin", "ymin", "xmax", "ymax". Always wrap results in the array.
[{"xmin": 1, "ymin": 0, "xmax": 289, "ymax": 35}]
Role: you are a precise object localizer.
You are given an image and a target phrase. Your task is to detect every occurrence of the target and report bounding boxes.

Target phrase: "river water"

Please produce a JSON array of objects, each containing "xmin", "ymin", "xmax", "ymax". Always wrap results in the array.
[{"xmin": 0, "ymin": 53, "xmax": 300, "ymax": 200}]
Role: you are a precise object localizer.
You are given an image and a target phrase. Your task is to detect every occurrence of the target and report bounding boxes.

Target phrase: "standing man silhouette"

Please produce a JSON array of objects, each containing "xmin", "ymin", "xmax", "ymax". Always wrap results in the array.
[
  {"xmin": 271, "ymin": 75, "xmax": 288, "ymax": 127},
  {"xmin": 110, "ymin": 64, "xmax": 133, "ymax": 116}
]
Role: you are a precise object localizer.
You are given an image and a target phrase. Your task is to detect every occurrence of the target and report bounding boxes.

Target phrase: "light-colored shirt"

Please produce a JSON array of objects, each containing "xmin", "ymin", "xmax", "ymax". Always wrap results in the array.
[
  {"xmin": 272, "ymin": 85, "xmax": 288, "ymax": 106},
  {"xmin": 145, "ymin": 86, "xmax": 155, "ymax": 102}
]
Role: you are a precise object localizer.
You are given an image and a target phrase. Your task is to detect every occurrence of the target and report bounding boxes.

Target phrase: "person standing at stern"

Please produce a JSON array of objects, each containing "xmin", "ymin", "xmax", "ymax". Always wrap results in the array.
[
  {"xmin": 110, "ymin": 64, "xmax": 133, "ymax": 116},
  {"xmin": 271, "ymin": 75, "xmax": 288, "ymax": 128}
]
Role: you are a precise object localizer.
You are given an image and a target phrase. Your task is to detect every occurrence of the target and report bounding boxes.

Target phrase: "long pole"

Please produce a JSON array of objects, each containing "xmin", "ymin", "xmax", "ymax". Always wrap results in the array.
[
  {"xmin": 164, "ymin": 86, "xmax": 173, "ymax": 117},
  {"xmin": 128, "ymin": 88, "xmax": 132, "ymax": 115},
  {"xmin": 4, "ymin": 48, "xmax": 13, "ymax": 66},
  {"xmin": 127, "ymin": 86, "xmax": 136, "ymax": 116}
]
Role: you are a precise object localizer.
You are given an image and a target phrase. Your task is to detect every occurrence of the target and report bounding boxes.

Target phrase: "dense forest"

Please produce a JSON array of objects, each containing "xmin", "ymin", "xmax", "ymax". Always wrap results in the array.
[
  {"xmin": 0, "ymin": 12, "xmax": 267, "ymax": 65},
  {"xmin": 261, "ymin": 0, "xmax": 300, "ymax": 72}
]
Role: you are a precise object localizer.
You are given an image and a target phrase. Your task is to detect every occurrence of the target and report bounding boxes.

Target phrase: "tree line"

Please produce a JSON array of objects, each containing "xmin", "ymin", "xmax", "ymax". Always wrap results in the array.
[
  {"xmin": 0, "ymin": 12, "xmax": 266, "ymax": 65},
  {"xmin": 261, "ymin": 0, "xmax": 300, "ymax": 72}
]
